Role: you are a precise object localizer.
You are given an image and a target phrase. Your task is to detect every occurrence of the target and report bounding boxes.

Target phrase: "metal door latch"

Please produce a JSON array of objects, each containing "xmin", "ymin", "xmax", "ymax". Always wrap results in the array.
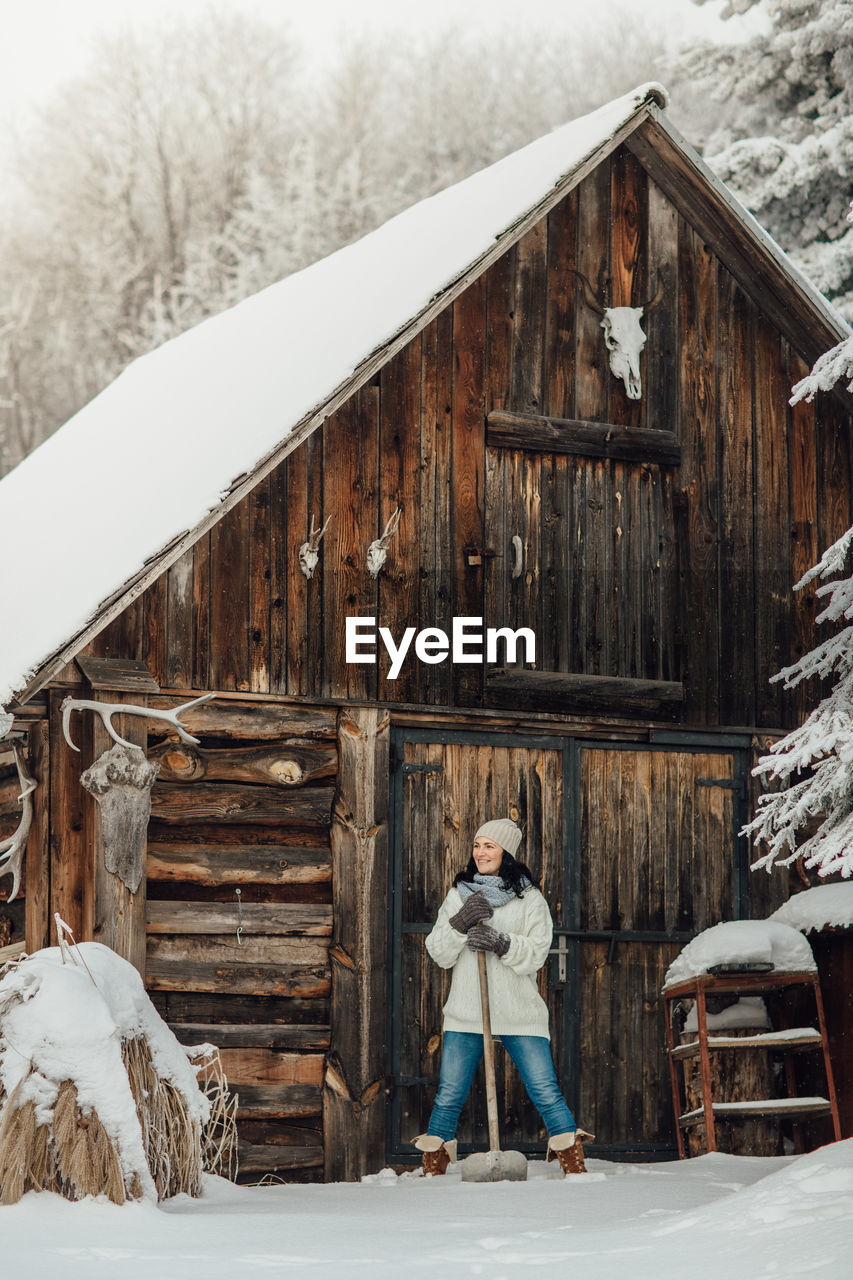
[{"xmin": 548, "ymin": 934, "xmax": 568, "ymax": 983}]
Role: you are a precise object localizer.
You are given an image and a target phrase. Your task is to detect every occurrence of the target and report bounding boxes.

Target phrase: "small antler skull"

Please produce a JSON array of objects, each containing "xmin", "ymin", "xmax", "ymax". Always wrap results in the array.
[{"xmin": 573, "ymin": 270, "xmax": 663, "ymax": 400}]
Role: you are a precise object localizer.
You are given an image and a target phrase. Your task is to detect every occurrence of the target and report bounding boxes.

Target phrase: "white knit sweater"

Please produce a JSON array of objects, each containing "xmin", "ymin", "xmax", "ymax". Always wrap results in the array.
[{"xmin": 425, "ymin": 886, "xmax": 553, "ymax": 1039}]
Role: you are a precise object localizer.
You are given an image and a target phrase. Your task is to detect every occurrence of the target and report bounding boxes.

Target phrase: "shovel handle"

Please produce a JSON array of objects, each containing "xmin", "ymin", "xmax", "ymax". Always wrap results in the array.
[{"xmin": 477, "ymin": 949, "xmax": 500, "ymax": 1151}]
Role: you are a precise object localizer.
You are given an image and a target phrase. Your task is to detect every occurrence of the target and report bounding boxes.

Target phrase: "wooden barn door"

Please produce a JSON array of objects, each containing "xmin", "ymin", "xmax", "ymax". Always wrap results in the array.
[
  {"xmin": 388, "ymin": 728, "xmax": 577, "ymax": 1161},
  {"xmin": 388, "ymin": 728, "xmax": 749, "ymax": 1163},
  {"xmin": 576, "ymin": 739, "xmax": 750, "ymax": 1156}
]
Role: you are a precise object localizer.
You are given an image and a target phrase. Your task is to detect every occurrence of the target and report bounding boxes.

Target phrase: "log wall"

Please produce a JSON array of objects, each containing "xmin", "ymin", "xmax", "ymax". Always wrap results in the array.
[
  {"xmin": 144, "ymin": 698, "xmax": 336, "ymax": 1182},
  {"xmin": 82, "ymin": 144, "xmax": 850, "ymax": 732}
]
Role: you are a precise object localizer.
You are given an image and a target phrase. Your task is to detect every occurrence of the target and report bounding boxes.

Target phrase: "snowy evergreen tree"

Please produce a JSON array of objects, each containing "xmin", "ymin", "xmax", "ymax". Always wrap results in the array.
[
  {"xmin": 745, "ymin": 203, "xmax": 853, "ymax": 880},
  {"xmin": 686, "ymin": 0, "xmax": 853, "ymax": 319}
]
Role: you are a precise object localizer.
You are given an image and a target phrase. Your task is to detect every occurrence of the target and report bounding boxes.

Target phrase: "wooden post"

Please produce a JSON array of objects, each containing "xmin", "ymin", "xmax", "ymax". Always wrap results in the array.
[
  {"xmin": 48, "ymin": 687, "xmax": 90, "ymax": 944},
  {"xmin": 324, "ymin": 707, "xmax": 389, "ymax": 1182},
  {"xmin": 24, "ymin": 719, "xmax": 50, "ymax": 953},
  {"xmin": 86, "ymin": 691, "xmax": 151, "ymax": 976},
  {"xmin": 74, "ymin": 657, "xmax": 160, "ymax": 977}
]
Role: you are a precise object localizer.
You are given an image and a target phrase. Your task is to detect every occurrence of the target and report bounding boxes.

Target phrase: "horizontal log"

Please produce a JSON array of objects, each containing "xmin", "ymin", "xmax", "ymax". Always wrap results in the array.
[
  {"xmin": 148, "ymin": 822, "xmax": 331, "ymax": 848},
  {"xmin": 146, "ymin": 935, "xmax": 330, "ymax": 997},
  {"xmin": 148, "ymin": 698, "xmax": 337, "ymax": 741},
  {"xmin": 147, "ymin": 901, "xmax": 332, "ymax": 936},
  {"xmin": 147, "ymin": 844, "xmax": 331, "ymax": 886},
  {"xmin": 237, "ymin": 1141, "xmax": 324, "ymax": 1172},
  {"xmin": 148, "ymin": 740, "xmax": 337, "ymax": 788},
  {"xmin": 487, "ymin": 410, "xmax": 681, "ymax": 465},
  {"xmin": 170, "ymin": 1022, "xmax": 331, "ymax": 1050},
  {"xmin": 217, "ymin": 1049, "xmax": 324, "ymax": 1087},
  {"xmin": 486, "ymin": 669, "xmax": 684, "ymax": 714},
  {"xmin": 148, "ymin": 991, "xmax": 329, "ymax": 1025},
  {"xmin": 150, "ymin": 783, "xmax": 334, "ymax": 826},
  {"xmin": 234, "ymin": 1083, "xmax": 322, "ymax": 1119}
]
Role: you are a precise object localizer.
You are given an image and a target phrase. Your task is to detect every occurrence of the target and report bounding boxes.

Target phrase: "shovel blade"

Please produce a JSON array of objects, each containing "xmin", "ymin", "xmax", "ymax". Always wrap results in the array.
[{"xmin": 460, "ymin": 1148, "xmax": 528, "ymax": 1182}]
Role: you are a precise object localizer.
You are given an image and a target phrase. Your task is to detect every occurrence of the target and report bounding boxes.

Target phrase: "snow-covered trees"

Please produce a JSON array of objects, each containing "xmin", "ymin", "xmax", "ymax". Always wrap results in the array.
[
  {"xmin": 686, "ymin": 0, "xmax": 853, "ymax": 319},
  {"xmin": 745, "ymin": 201, "xmax": 853, "ymax": 880}
]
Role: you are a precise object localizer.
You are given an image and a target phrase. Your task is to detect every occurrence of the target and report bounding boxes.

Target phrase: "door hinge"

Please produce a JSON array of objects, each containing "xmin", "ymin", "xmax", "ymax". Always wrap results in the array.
[{"xmin": 401, "ymin": 762, "xmax": 444, "ymax": 774}]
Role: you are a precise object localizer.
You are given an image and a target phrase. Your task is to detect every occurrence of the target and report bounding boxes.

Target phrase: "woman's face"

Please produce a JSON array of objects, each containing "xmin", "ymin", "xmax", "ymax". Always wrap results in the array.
[{"xmin": 472, "ymin": 836, "xmax": 504, "ymax": 875}]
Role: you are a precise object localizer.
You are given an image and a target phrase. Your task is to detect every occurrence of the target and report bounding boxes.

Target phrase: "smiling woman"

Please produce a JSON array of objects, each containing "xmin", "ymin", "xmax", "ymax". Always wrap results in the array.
[{"xmin": 412, "ymin": 818, "xmax": 594, "ymax": 1177}]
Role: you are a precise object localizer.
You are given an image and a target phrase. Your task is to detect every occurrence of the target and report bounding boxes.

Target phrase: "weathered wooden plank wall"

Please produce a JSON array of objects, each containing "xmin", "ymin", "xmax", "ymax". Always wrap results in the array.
[
  {"xmin": 144, "ymin": 697, "xmax": 335, "ymax": 1182},
  {"xmin": 84, "ymin": 145, "xmax": 851, "ymax": 731}
]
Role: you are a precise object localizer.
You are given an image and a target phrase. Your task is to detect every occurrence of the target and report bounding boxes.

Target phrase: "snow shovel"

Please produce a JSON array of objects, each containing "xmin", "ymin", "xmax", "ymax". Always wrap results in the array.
[{"xmin": 460, "ymin": 951, "xmax": 528, "ymax": 1182}]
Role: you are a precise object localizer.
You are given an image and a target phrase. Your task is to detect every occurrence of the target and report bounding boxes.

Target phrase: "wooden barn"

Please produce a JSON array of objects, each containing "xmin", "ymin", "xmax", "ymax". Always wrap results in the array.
[{"xmin": 1, "ymin": 83, "xmax": 851, "ymax": 1180}]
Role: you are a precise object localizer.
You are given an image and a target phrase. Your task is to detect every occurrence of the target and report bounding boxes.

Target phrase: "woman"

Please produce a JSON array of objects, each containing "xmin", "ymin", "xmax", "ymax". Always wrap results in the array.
[{"xmin": 413, "ymin": 817, "xmax": 593, "ymax": 1176}]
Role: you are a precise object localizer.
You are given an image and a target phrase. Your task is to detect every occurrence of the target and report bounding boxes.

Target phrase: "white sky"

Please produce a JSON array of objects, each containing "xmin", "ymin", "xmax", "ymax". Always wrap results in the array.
[{"xmin": 0, "ymin": 0, "xmax": 747, "ymax": 126}]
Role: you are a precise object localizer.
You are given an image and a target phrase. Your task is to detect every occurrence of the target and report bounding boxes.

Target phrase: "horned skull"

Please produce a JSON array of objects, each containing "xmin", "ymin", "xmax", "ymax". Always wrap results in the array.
[{"xmin": 574, "ymin": 271, "xmax": 663, "ymax": 400}]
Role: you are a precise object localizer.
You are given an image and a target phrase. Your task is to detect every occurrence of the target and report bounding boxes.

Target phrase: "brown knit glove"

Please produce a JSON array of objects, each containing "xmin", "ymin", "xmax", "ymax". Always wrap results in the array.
[
  {"xmin": 449, "ymin": 891, "xmax": 493, "ymax": 934},
  {"xmin": 466, "ymin": 922, "xmax": 510, "ymax": 957}
]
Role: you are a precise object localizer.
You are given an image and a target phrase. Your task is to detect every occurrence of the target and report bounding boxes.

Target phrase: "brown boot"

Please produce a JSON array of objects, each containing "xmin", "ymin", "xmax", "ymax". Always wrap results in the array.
[
  {"xmin": 412, "ymin": 1134, "xmax": 458, "ymax": 1176},
  {"xmin": 546, "ymin": 1129, "xmax": 595, "ymax": 1175}
]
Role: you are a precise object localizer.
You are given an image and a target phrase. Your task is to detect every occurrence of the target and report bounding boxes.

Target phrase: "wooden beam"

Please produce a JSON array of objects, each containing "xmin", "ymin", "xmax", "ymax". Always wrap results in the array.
[
  {"xmin": 146, "ymin": 934, "xmax": 330, "ymax": 996},
  {"xmin": 169, "ymin": 1022, "xmax": 331, "ymax": 1050},
  {"xmin": 146, "ymin": 842, "xmax": 330, "ymax": 886},
  {"xmin": 149, "ymin": 783, "xmax": 334, "ymax": 826},
  {"xmin": 325, "ymin": 707, "xmax": 390, "ymax": 1182},
  {"xmin": 486, "ymin": 669, "xmax": 684, "ymax": 715},
  {"xmin": 487, "ymin": 410, "xmax": 681, "ymax": 465},
  {"xmin": 146, "ymin": 900, "xmax": 332, "ymax": 935}
]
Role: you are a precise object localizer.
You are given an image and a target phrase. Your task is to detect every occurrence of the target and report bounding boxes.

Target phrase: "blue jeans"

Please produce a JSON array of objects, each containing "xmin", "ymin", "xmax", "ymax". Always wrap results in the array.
[{"xmin": 426, "ymin": 1031, "xmax": 576, "ymax": 1141}]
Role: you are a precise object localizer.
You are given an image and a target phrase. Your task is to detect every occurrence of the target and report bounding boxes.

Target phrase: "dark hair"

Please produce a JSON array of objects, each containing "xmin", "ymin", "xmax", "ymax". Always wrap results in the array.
[{"xmin": 453, "ymin": 851, "xmax": 540, "ymax": 899}]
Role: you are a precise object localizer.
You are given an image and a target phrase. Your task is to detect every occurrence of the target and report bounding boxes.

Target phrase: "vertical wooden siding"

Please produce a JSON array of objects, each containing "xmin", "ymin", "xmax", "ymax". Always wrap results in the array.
[{"xmin": 86, "ymin": 145, "xmax": 850, "ymax": 731}]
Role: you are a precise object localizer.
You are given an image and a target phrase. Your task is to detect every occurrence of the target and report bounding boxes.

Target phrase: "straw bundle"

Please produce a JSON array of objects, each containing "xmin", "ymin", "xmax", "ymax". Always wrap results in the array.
[
  {"xmin": 0, "ymin": 942, "xmax": 214, "ymax": 1205},
  {"xmin": 190, "ymin": 1046, "xmax": 239, "ymax": 1181}
]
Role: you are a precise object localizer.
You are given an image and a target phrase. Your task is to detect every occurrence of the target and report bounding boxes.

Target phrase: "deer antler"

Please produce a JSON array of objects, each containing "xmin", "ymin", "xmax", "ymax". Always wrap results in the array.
[
  {"xmin": 0, "ymin": 742, "xmax": 37, "ymax": 902},
  {"xmin": 367, "ymin": 507, "xmax": 402, "ymax": 579},
  {"xmin": 642, "ymin": 278, "xmax": 665, "ymax": 314},
  {"xmin": 570, "ymin": 268, "xmax": 606, "ymax": 316},
  {"xmin": 61, "ymin": 693, "xmax": 216, "ymax": 753}
]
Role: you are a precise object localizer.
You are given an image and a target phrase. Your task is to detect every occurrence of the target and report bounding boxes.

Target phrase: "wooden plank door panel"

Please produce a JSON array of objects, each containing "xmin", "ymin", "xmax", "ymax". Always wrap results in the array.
[
  {"xmin": 393, "ymin": 733, "xmax": 569, "ymax": 1156},
  {"xmin": 578, "ymin": 745, "xmax": 739, "ymax": 1148}
]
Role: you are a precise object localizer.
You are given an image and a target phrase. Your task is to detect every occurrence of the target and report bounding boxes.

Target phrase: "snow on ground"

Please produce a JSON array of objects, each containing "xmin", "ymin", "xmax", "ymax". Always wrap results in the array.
[{"xmin": 1, "ymin": 1141, "xmax": 851, "ymax": 1279}]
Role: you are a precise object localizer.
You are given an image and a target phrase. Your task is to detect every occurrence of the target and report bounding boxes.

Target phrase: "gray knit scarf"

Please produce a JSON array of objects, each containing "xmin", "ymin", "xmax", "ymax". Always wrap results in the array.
[{"xmin": 457, "ymin": 872, "xmax": 529, "ymax": 909}]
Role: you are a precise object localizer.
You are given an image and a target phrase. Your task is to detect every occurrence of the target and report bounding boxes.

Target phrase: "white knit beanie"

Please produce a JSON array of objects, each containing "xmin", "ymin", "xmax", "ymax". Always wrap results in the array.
[{"xmin": 474, "ymin": 818, "xmax": 522, "ymax": 857}]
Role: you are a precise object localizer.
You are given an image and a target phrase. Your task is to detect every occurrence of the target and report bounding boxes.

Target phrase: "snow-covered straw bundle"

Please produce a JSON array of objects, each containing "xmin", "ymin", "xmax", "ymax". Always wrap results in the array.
[{"xmin": 0, "ymin": 942, "xmax": 211, "ymax": 1205}]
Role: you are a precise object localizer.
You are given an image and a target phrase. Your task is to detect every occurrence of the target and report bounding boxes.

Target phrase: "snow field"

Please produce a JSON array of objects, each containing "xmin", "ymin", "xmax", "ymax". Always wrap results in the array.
[{"xmin": 1, "ymin": 1141, "xmax": 850, "ymax": 1279}]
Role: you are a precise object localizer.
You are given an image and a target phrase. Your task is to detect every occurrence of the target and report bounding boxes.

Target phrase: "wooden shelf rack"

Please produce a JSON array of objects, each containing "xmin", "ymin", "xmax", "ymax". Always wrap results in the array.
[{"xmin": 663, "ymin": 970, "xmax": 842, "ymax": 1158}]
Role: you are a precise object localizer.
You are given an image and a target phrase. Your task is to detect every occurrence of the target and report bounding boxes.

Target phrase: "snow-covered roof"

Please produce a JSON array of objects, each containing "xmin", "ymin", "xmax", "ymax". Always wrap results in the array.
[{"xmin": 0, "ymin": 81, "xmax": 847, "ymax": 710}]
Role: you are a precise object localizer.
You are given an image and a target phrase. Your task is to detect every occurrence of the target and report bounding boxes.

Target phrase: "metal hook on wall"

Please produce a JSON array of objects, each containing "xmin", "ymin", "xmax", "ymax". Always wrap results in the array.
[{"xmin": 235, "ymin": 887, "xmax": 244, "ymax": 947}]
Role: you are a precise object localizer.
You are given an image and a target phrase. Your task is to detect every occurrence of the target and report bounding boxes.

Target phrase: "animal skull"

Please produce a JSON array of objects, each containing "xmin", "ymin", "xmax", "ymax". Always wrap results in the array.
[
  {"xmin": 601, "ymin": 307, "xmax": 647, "ymax": 401},
  {"xmin": 573, "ymin": 271, "xmax": 663, "ymax": 401}
]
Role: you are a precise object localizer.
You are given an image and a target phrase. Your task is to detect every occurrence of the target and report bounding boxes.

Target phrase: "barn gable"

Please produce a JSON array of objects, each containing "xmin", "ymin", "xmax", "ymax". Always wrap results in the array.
[{"xmin": 80, "ymin": 142, "xmax": 851, "ymax": 736}]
